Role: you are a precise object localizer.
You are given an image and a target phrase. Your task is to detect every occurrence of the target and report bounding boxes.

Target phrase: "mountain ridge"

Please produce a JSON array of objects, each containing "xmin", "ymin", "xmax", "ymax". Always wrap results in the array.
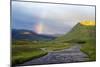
[{"xmin": 12, "ymin": 29, "xmax": 56, "ymax": 40}]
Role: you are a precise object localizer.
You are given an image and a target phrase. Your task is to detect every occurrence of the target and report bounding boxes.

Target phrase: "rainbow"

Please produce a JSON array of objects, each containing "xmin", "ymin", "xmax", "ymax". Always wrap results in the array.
[
  {"xmin": 35, "ymin": 23, "xmax": 43, "ymax": 34},
  {"xmin": 34, "ymin": 11, "xmax": 48, "ymax": 34}
]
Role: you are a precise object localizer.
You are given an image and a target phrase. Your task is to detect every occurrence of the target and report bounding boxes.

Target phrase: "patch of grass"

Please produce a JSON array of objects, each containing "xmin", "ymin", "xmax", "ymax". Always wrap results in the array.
[
  {"xmin": 44, "ymin": 43, "xmax": 71, "ymax": 51},
  {"xmin": 80, "ymin": 40, "xmax": 96, "ymax": 61},
  {"xmin": 12, "ymin": 46, "xmax": 48, "ymax": 65}
]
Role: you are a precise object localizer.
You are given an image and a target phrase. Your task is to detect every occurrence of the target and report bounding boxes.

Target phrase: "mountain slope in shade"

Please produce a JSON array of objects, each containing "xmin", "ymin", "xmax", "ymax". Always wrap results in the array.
[{"xmin": 12, "ymin": 29, "xmax": 56, "ymax": 40}]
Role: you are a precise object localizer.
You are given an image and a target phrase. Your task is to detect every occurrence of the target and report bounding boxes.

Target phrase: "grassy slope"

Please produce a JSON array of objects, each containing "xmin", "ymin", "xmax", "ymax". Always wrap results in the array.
[{"xmin": 55, "ymin": 23, "xmax": 96, "ymax": 61}]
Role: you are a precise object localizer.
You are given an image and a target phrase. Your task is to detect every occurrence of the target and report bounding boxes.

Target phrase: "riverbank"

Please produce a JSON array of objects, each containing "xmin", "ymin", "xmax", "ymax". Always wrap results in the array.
[
  {"xmin": 12, "ymin": 41, "xmax": 71, "ymax": 66},
  {"xmin": 12, "ymin": 47, "xmax": 48, "ymax": 66}
]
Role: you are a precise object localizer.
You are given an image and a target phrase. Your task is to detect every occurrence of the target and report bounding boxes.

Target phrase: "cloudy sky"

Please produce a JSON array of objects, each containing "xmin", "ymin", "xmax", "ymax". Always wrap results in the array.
[{"xmin": 12, "ymin": 1, "xmax": 95, "ymax": 35}]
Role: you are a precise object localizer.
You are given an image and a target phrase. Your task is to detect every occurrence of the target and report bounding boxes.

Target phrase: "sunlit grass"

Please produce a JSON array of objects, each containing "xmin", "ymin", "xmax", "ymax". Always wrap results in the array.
[{"xmin": 80, "ymin": 20, "xmax": 95, "ymax": 26}]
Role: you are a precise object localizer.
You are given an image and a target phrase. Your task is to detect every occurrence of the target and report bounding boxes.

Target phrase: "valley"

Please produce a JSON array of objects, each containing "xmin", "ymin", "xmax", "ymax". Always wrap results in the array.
[{"xmin": 12, "ymin": 21, "xmax": 96, "ymax": 66}]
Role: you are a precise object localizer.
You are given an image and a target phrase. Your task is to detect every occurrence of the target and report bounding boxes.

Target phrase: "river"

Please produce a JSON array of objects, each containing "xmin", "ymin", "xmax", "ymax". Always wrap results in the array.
[{"xmin": 17, "ymin": 45, "xmax": 89, "ymax": 66}]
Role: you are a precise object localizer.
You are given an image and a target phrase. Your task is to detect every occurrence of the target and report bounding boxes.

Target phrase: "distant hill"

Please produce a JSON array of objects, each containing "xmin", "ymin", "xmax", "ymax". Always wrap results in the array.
[{"xmin": 12, "ymin": 29, "xmax": 56, "ymax": 40}]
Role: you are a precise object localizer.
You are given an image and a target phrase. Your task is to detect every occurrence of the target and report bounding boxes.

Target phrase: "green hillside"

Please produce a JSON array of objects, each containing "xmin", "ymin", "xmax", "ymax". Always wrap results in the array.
[
  {"xmin": 56, "ymin": 23, "xmax": 95, "ymax": 42},
  {"xmin": 55, "ymin": 23, "xmax": 96, "ymax": 61}
]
